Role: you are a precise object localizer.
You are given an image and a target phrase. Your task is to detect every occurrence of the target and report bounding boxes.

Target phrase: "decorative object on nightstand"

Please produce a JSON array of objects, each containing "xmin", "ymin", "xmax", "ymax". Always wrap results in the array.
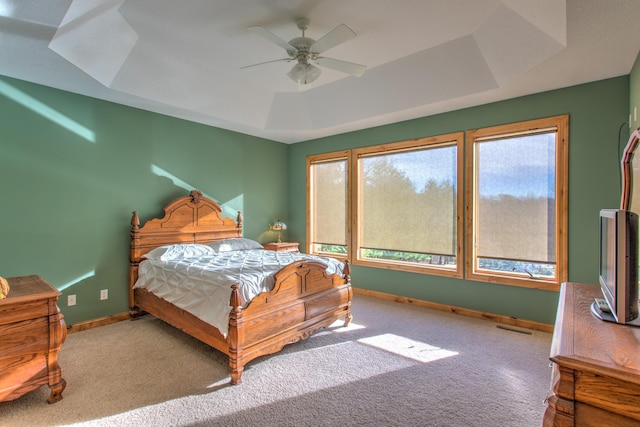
[
  {"xmin": 263, "ymin": 242, "xmax": 300, "ymax": 253},
  {"xmin": 269, "ymin": 219, "xmax": 287, "ymax": 243},
  {"xmin": 0, "ymin": 276, "xmax": 9, "ymax": 299}
]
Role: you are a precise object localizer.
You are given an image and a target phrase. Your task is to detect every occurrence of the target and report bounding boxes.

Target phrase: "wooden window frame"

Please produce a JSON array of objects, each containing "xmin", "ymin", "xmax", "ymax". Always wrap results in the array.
[
  {"xmin": 306, "ymin": 150, "xmax": 351, "ymax": 261},
  {"xmin": 350, "ymin": 132, "xmax": 464, "ymax": 277},
  {"xmin": 465, "ymin": 115, "xmax": 569, "ymax": 291}
]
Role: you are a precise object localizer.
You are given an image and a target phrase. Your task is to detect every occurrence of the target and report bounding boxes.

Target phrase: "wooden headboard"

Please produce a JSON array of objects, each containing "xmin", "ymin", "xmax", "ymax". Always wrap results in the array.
[
  {"xmin": 130, "ymin": 190, "xmax": 242, "ymax": 263},
  {"xmin": 129, "ymin": 190, "xmax": 242, "ymax": 312}
]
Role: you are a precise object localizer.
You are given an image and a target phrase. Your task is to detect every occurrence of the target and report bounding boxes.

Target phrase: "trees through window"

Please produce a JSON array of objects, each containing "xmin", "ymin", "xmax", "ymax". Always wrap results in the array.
[
  {"xmin": 307, "ymin": 151, "xmax": 349, "ymax": 257},
  {"xmin": 354, "ymin": 134, "xmax": 463, "ymax": 277},
  {"xmin": 466, "ymin": 116, "xmax": 568, "ymax": 289},
  {"xmin": 307, "ymin": 115, "xmax": 568, "ymax": 290}
]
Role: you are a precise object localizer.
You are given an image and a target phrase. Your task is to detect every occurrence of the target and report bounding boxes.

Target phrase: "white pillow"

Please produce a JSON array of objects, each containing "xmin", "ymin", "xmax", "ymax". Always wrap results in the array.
[
  {"xmin": 145, "ymin": 244, "xmax": 216, "ymax": 261},
  {"xmin": 207, "ymin": 238, "xmax": 263, "ymax": 252}
]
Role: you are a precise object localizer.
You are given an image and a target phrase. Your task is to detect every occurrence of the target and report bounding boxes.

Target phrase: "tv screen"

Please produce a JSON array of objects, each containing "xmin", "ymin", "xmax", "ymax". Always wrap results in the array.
[
  {"xmin": 600, "ymin": 212, "xmax": 616, "ymax": 300},
  {"xmin": 597, "ymin": 209, "xmax": 639, "ymax": 325}
]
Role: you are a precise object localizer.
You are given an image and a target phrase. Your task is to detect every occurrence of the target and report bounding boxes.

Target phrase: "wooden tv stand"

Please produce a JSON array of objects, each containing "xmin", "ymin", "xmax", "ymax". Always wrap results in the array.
[{"xmin": 544, "ymin": 282, "xmax": 640, "ymax": 426}]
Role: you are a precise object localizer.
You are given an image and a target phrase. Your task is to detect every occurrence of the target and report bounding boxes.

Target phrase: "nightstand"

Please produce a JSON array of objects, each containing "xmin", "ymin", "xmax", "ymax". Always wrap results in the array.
[
  {"xmin": 263, "ymin": 242, "xmax": 299, "ymax": 253},
  {"xmin": 0, "ymin": 275, "xmax": 67, "ymax": 403}
]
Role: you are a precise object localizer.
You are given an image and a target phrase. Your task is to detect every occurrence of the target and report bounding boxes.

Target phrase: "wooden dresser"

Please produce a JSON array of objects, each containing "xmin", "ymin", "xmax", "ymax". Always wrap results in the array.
[
  {"xmin": 0, "ymin": 275, "xmax": 67, "ymax": 403},
  {"xmin": 544, "ymin": 282, "xmax": 640, "ymax": 426}
]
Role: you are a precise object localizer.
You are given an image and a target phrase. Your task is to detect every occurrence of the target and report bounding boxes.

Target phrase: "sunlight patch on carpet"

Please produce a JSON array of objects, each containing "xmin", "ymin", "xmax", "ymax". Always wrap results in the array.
[
  {"xmin": 314, "ymin": 321, "xmax": 366, "ymax": 336},
  {"xmin": 358, "ymin": 333, "xmax": 458, "ymax": 363},
  {"xmin": 207, "ymin": 378, "xmax": 231, "ymax": 389},
  {"xmin": 499, "ymin": 366, "xmax": 531, "ymax": 394}
]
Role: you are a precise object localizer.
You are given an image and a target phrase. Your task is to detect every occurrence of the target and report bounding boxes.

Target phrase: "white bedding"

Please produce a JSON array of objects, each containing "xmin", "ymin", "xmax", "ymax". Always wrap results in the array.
[{"xmin": 134, "ymin": 248, "xmax": 344, "ymax": 337}]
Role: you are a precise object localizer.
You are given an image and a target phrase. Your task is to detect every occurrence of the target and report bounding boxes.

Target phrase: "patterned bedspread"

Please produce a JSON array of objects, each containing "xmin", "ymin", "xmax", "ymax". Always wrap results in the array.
[{"xmin": 134, "ymin": 249, "xmax": 344, "ymax": 337}]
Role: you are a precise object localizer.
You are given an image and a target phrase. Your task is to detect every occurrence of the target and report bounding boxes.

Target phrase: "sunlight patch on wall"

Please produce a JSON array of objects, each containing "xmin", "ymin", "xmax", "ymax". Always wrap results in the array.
[
  {"xmin": 0, "ymin": 80, "xmax": 96, "ymax": 142},
  {"xmin": 358, "ymin": 333, "xmax": 458, "ymax": 363},
  {"xmin": 58, "ymin": 270, "xmax": 96, "ymax": 291},
  {"xmin": 221, "ymin": 194, "xmax": 244, "ymax": 223},
  {"xmin": 151, "ymin": 164, "xmax": 243, "ymax": 219},
  {"xmin": 151, "ymin": 164, "xmax": 197, "ymax": 194}
]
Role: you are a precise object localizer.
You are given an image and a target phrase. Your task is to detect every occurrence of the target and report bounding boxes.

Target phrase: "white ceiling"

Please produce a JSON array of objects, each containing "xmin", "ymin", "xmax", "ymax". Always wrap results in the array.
[{"xmin": 1, "ymin": 0, "xmax": 640, "ymax": 144}]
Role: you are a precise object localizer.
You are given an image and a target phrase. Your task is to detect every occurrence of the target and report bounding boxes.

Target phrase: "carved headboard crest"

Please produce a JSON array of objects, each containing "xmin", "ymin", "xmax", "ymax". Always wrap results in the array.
[{"xmin": 190, "ymin": 190, "xmax": 203, "ymax": 204}]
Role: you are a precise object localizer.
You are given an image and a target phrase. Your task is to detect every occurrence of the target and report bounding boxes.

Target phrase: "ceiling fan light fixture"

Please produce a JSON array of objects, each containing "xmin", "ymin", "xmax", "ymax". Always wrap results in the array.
[{"xmin": 287, "ymin": 62, "xmax": 321, "ymax": 85}]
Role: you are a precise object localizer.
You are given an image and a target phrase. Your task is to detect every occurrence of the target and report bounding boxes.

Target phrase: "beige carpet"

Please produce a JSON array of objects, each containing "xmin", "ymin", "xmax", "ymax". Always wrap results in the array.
[{"xmin": 1, "ymin": 294, "xmax": 553, "ymax": 426}]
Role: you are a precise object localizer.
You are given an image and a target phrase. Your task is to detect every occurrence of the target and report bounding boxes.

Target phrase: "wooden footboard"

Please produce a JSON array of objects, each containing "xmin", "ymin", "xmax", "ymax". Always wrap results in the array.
[
  {"xmin": 132, "ymin": 259, "xmax": 351, "ymax": 384},
  {"xmin": 129, "ymin": 190, "xmax": 353, "ymax": 385},
  {"xmin": 227, "ymin": 260, "xmax": 352, "ymax": 384}
]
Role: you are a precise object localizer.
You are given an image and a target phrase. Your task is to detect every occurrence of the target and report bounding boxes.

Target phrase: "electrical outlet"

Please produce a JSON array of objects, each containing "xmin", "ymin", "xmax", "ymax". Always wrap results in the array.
[
  {"xmin": 100, "ymin": 289, "xmax": 108, "ymax": 300},
  {"xmin": 68, "ymin": 294, "xmax": 76, "ymax": 306}
]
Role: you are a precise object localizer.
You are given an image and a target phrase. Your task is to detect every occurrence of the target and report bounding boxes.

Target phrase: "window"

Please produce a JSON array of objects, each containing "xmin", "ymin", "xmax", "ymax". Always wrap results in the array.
[
  {"xmin": 306, "ymin": 115, "xmax": 567, "ymax": 290},
  {"xmin": 308, "ymin": 134, "xmax": 464, "ymax": 277},
  {"xmin": 353, "ymin": 134, "xmax": 464, "ymax": 277},
  {"xmin": 466, "ymin": 115, "xmax": 568, "ymax": 290},
  {"xmin": 307, "ymin": 151, "xmax": 350, "ymax": 258}
]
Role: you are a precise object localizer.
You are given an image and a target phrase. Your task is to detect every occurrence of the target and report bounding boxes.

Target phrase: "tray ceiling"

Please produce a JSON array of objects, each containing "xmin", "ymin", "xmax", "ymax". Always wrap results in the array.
[{"xmin": 1, "ymin": 0, "xmax": 640, "ymax": 143}]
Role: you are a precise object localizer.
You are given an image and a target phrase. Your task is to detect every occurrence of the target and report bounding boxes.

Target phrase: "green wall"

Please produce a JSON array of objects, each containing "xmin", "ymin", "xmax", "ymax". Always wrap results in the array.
[
  {"xmin": 288, "ymin": 76, "xmax": 631, "ymax": 325},
  {"xmin": 0, "ymin": 76, "xmax": 288, "ymax": 325},
  {"xmin": 0, "ymin": 73, "xmax": 631, "ymax": 327}
]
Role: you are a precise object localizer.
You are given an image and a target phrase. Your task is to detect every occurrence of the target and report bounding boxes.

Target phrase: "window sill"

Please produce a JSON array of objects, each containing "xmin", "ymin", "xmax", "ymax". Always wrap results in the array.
[
  {"xmin": 466, "ymin": 270, "xmax": 561, "ymax": 291},
  {"xmin": 353, "ymin": 258, "xmax": 463, "ymax": 278}
]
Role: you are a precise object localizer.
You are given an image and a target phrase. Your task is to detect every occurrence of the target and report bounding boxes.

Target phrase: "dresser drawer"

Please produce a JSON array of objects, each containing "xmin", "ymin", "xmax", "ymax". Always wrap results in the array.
[
  {"xmin": 0, "ymin": 317, "xmax": 49, "ymax": 359},
  {"xmin": 0, "ymin": 353, "xmax": 48, "ymax": 402},
  {"xmin": 0, "ymin": 299, "xmax": 50, "ymax": 326}
]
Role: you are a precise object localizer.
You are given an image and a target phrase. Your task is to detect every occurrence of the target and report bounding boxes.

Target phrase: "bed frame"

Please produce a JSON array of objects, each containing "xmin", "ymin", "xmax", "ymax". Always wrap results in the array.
[{"xmin": 129, "ymin": 190, "xmax": 352, "ymax": 384}]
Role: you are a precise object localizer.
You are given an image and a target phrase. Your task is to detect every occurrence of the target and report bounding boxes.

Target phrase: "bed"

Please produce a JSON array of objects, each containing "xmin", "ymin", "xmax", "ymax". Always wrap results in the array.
[{"xmin": 129, "ymin": 190, "xmax": 352, "ymax": 385}]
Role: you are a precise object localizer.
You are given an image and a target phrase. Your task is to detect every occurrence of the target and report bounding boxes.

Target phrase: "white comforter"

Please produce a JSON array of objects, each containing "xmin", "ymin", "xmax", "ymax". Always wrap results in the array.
[{"xmin": 134, "ymin": 249, "xmax": 344, "ymax": 337}]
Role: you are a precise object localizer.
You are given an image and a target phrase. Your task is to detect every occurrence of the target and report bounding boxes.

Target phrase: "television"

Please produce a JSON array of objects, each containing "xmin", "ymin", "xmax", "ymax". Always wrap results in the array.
[{"xmin": 592, "ymin": 208, "xmax": 640, "ymax": 326}]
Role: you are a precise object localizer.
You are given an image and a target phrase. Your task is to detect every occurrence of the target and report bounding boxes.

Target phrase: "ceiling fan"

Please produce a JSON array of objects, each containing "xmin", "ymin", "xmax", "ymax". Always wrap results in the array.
[{"xmin": 243, "ymin": 17, "xmax": 366, "ymax": 85}]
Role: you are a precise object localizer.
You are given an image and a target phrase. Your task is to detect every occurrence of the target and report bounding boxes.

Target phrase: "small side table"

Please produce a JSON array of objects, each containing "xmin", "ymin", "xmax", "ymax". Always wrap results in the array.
[
  {"xmin": 0, "ymin": 275, "xmax": 67, "ymax": 403},
  {"xmin": 263, "ymin": 242, "xmax": 300, "ymax": 253}
]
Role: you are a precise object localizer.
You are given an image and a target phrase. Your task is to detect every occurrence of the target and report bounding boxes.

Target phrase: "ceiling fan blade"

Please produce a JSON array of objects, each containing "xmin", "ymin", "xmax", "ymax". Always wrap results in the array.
[
  {"xmin": 310, "ymin": 24, "xmax": 356, "ymax": 54},
  {"xmin": 247, "ymin": 26, "xmax": 297, "ymax": 53},
  {"xmin": 315, "ymin": 57, "xmax": 366, "ymax": 77},
  {"xmin": 240, "ymin": 58, "xmax": 292, "ymax": 70},
  {"xmin": 0, "ymin": 16, "xmax": 56, "ymax": 41}
]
